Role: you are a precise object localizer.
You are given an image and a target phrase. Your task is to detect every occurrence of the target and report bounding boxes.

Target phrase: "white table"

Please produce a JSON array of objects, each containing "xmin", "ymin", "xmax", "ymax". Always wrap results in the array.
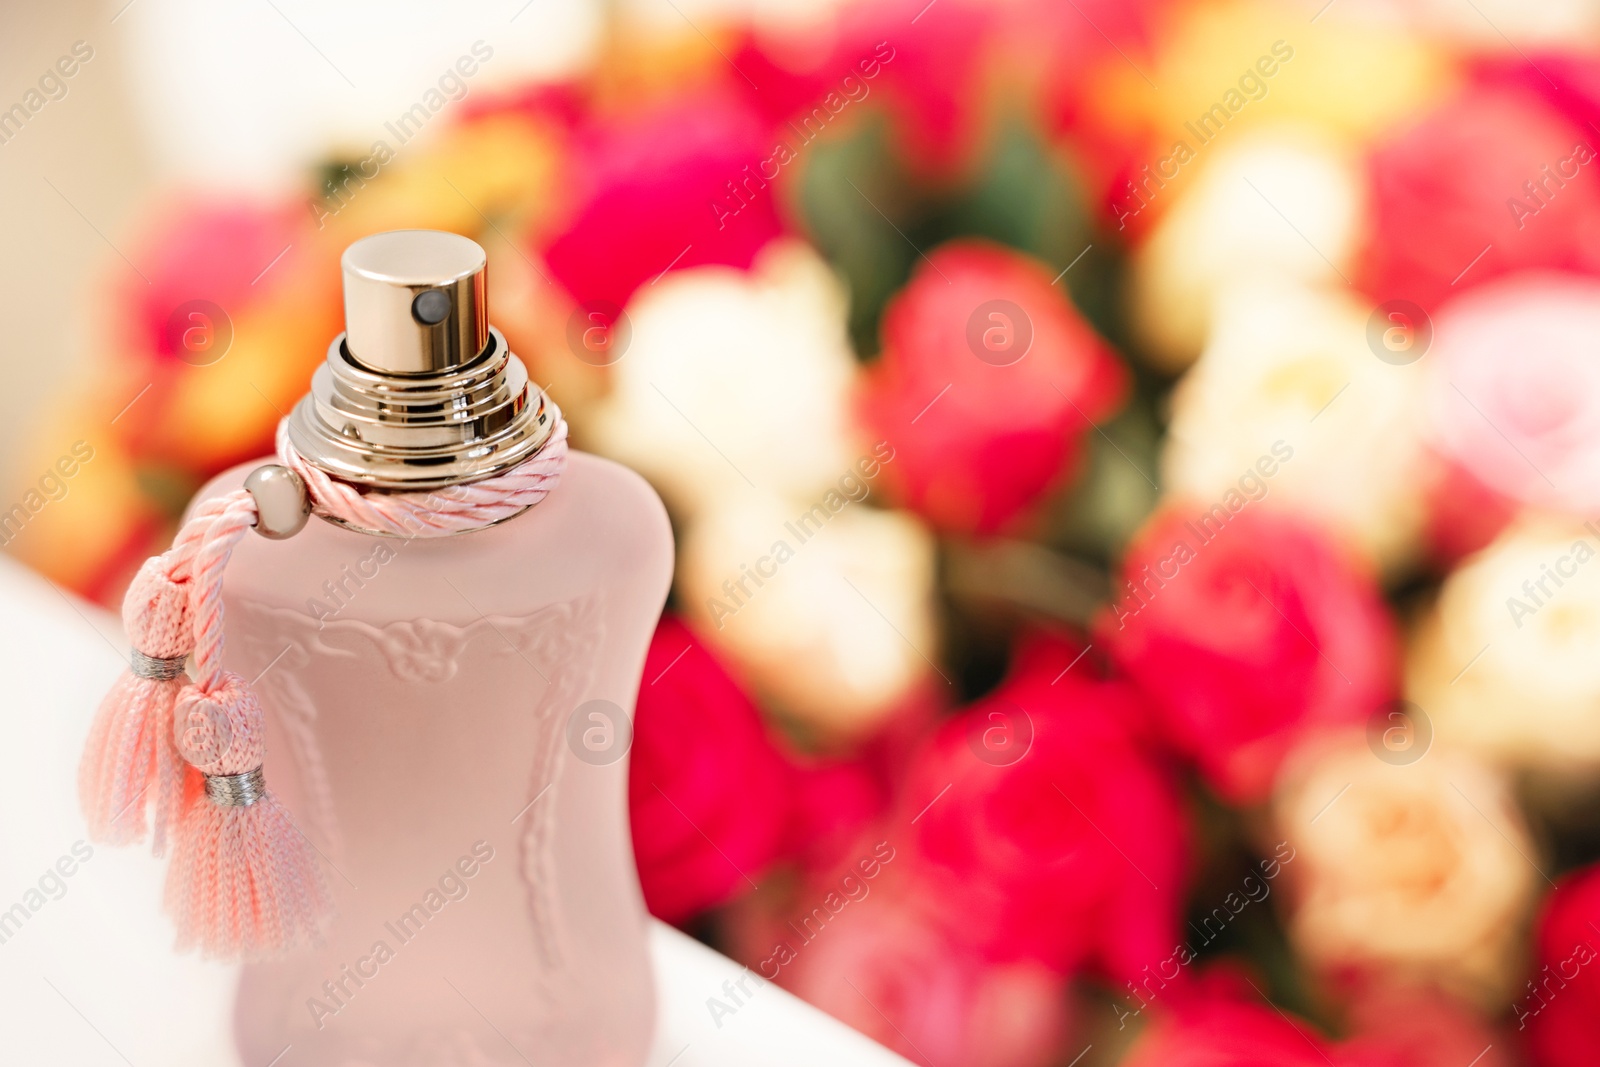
[{"xmin": 0, "ymin": 554, "xmax": 910, "ymax": 1066}]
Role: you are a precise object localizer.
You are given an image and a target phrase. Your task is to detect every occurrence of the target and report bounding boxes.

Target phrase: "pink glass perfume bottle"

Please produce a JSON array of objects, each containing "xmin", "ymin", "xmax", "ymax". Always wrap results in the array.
[{"xmin": 190, "ymin": 232, "xmax": 671, "ymax": 1066}]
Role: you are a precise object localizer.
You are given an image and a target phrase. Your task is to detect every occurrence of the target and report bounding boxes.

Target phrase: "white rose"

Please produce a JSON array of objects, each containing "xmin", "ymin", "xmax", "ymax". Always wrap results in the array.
[
  {"xmin": 1161, "ymin": 278, "xmax": 1430, "ymax": 571},
  {"xmin": 679, "ymin": 489, "xmax": 937, "ymax": 741},
  {"xmin": 587, "ymin": 240, "xmax": 861, "ymax": 517},
  {"xmin": 1408, "ymin": 518, "xmax": 1600, "ymax": 770},
  {"xmin": 1273, "ymin": 734, "xmax": 1538, "ymax": 1007},
  {"xmin": 1128, "ymin": 126, "xmax": 1363, "ymax": 372}
]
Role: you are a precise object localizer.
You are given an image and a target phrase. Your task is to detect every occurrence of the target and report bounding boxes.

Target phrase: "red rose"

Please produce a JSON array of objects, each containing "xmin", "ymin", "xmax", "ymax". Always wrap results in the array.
[
  {"xmin": 899, "ymin": 632, "xmax": 1186, "ymax": 980},
  {"xmin": 1525, "ymin": 865, "xmax": 1600, "ymax": 1067},
  {"xmin": 541, "ymin": 92, "xmax": 785, "ymax": 310},
  {"xmin": 732, "ymin": 0, "xmax": 1160, "ymax": 177},
  {"xmin": 1475, "ymin": 52, "xmax": 1600, "ymax": 154},
  {"xmin": 628, "ymin": 616, "xmax": 794, "ymax": 923},
  {"xmin": 1421, "ymin": 453, "xmax": 1518, "ymax": 567},
  {"xmin": 1101, "ymin": 506, "xmax": 1397, "ymax": 803},
  {"xmin": 1364, "ymin": 83, "xmax": 1600, "ymax": 312},
  {"xmin": 859, "ymin": 240, "xmax": 1127, "ymax": 534},
  {"xmin": 1122, "ymin": 971, "xmax": 1335, "ymax": 1067},
  {"xmin": 1124, "ymin": 971, "xmax": 1503, "ymax": 1067},
  {"xmin": 774, "ymin": 878, "xmax": 1071, "ymax": 1067},
  {"xmin": 782, "ymin": 758, "xmax": 887, "ymax": 876}
]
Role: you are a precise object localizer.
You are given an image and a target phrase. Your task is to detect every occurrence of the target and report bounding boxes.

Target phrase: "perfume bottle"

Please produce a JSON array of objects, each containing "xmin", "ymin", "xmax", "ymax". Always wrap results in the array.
[{"xmin": 190, "ymin": 231, "xmax": 671, "ymax": 1066}]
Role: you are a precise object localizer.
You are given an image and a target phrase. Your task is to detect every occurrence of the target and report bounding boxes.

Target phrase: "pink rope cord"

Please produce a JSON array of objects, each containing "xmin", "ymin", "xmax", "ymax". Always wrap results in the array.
[
  {"xmin": 84, "ymin": 411, "xmax": 568, "ymax": 960},
  {"xmin": 188, "ymin": 490, "xmax": 256, "ymax": 690},
  {"xmin": 274, "ymin": 418, "xmax": 568, "ymax": 538}
]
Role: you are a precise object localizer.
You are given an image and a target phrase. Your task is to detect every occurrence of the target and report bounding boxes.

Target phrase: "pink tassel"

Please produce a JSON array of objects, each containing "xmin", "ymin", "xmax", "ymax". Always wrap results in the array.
[
  {"xmin": 79, "ymin": 554, "xmax": 194, "ymax": 850},
  {"xmin": 165, "ymin": 671, "xmax": 330, "ymax": 959}
]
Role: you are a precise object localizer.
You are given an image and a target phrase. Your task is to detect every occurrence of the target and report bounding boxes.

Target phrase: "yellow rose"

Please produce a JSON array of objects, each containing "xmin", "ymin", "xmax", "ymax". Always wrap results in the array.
[
  {"xmin": 1089, "ymin": 0, "xmax": 1451, "ymax": 147},
  {"xmin": 314, "ymin": 113, "xmax": 564, "ymax": 246},
  {"xmin": 1, "ymin": 435, "xmax": 161, "ymax": 601}
]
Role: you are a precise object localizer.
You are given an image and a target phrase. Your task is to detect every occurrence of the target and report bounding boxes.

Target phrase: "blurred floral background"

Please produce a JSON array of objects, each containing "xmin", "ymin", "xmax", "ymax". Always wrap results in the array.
[{"xmin": 11, "ymin": 0, "xmax": 1600, "ymax": 1063}]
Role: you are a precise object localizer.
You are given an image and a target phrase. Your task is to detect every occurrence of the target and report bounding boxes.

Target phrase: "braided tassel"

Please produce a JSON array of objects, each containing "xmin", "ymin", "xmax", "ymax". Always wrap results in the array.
[
  {"xmin": 79, "ymin": 555, "xmax": 192, "ymax": 848},
  {"xmin": 164, "ymin": 490, "xmax": 330, "ymax": 959},
  {"xmin": 166, "ymin": 672, "xmax": 330, "ymax": 958},
  {"xmin": 78, "ymin": 498, "xmax": 228, "ymax": 851}
]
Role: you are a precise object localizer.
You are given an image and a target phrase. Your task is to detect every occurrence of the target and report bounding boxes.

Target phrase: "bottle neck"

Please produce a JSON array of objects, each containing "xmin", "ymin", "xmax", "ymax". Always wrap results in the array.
[{"xmin": 285, "ymin": 326, "xmax": 557, "ymax": 492}]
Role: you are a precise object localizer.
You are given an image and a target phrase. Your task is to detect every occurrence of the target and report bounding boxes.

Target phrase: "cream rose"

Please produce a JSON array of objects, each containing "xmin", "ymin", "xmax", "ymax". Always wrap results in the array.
[
  {"xmin": 1273, "ymin": 735, "xmax": 1537, "ymax": 1006},
  {"xmin": 1128, "ymin": 126, "xmax": 1364, "ymax": 373},
  {"xmin": 679, "ymin": 490, "xmax": 937, "ymax": 742},
  {"xmin": 1408, "ymin": 518, "xmax": 1600, "ymax": 769},
  {"xmin": 1162, "ymin": 279, "xmax": 1431, "ymax": 571},
  {"xmin": 586, "ymin": 240, "xmax": 861, "ymax": 518}
]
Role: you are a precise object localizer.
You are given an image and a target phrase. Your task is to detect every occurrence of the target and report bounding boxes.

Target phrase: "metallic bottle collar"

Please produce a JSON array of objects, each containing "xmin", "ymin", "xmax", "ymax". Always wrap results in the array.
[{"xmin": 286, "ymin": 231, "xmax": 556, "ymax": 491}]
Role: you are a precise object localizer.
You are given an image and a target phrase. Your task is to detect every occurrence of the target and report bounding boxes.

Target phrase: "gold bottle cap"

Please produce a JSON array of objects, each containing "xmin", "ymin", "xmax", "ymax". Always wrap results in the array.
[{"xmin": 341, "ymin": 230, "xmax": 489, "ymax": 374}]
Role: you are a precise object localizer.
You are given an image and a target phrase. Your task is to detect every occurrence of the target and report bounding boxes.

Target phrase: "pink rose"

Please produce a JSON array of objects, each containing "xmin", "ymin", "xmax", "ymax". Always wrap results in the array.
[
  {"xmin": 859, "ymin": 241, "xmax": 1127, "ymax": 534},
  {"xmin": 773, "ymin": 877, "xmax": 1071, "ymax": 1067},
  {"xmin": 899, "ymin": 632, "xmax": 1186, "ymax": 979},
  {"xmin": 1338, "ymin": 988, "xmax": 1511, "ymax": 1067},
  {"xmin": 1425, "ymin": 272, "xmax": 1600, "ymax": 515},
  {"xmin": 1101, "ymin": 507, "xmax": 1397, "ymax": 803},
  {"xmin": 628, "ymin": 616, "xmax": 794, "ymax": 923}
]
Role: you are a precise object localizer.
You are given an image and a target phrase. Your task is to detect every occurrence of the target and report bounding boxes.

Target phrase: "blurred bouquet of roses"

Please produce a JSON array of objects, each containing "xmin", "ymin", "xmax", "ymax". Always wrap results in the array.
[{"xmin": 18, "ymin": 0, "xmax": 1600, "ymax": 1063}]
